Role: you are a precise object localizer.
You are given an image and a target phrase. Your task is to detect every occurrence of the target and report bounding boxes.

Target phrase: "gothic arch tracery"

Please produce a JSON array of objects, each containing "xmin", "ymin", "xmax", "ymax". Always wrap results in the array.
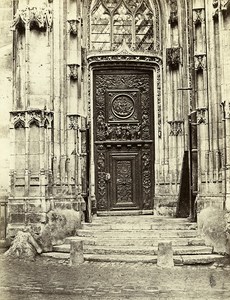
[{"xmin": 89, "ymin": 0, "xmax": 161, "ymax": 53}]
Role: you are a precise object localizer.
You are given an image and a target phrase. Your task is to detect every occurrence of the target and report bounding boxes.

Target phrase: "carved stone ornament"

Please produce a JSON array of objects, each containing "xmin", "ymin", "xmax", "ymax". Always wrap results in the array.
[
  {"xmin": 88, "ymin": 41, "xmax": 162, "ymax": 67},
  {"xmin": 213, "ymin": 0, "xmax": 230, "ymax": 17},
  {"xmin": 11, "ymin": 112, "xmax": 26, "ymax": 128},
  {"xmin": 11, "ymin": 6, "xmax": 53, "ymax": 31},
  {"xmin": 10, "ymin": 110, "xmax": 53, "ymax": 128},
  {"xmin": 166, "ymin": 48, "xmax": 181, "ymax": 69},
  {"xmin": 193, "ymin": 8, "xmax": 205, "ymax": 25},
  {"xmin": 67, "ymin": 19, "xmax": 80, "ymax": 35},
  {"xmin": 196, "ymin": 107, "xmax": 208, "ymax": 124},
  {"xmin": 68, "ymin": 115, "xmax": 79, "ymax": 130},
  {"xmin": 96, "ymin": 148, "xmax": 107, "ymax": 209},
  {"xmin": 142, "ymin": 150, "xmax": 152, "ymax": 209},
  {"xmin": 194, "ymin": 54, "xmax": 206, "ymax": 71},
  {"xmin": 68, "ymin": 64, "xmax": 80, "ymax": 80},
  {"xmin": 168, "ymin": 0, "xmax": 178, "ymax": 26},
  {"xmin": 221, "ymin": 0, "xmax": 230, "ymax": 10},
  {"xmin": 220, "ymin": 101, "xmax": 226, "ymax": 119},
  {"xmin": 168, "ymin": 120, "xmax": 184, "ymax": 136},
  {"xmin": 88, "ymin": 42, "xmax": 163, "ymax": 138}
]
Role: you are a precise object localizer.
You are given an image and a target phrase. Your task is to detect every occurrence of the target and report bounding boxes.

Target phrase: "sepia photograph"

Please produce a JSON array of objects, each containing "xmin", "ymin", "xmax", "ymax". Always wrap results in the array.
[{"xmin": 0, "ymin": 0, "xmax": 230, "ymax": 299}]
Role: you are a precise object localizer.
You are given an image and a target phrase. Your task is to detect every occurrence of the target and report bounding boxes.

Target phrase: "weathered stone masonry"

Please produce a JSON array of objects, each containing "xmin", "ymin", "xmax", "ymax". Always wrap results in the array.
[{"xmin": 1, "ymin": 0, "xmax": 230, "ymax": 253}]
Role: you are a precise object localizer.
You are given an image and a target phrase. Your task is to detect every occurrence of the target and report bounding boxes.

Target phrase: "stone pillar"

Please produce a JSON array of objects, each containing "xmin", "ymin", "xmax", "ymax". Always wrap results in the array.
[
  {"xmin": 157, "ymin": 241, "xmax": 174, "ymax": 268},
  {"xmin": 69, "ymin": 240, "xmax": 84, "ymax": 266}
]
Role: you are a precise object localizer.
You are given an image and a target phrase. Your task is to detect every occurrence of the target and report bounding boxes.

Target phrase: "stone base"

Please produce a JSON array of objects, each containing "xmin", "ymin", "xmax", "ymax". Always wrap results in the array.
[
  {"xmin": 154, "ymin": 195, "xmax": 178, "ymax": 217},
  {"xmin": 196, "ymin": 195, "xmax": 225, "ymax": 213},
  {"xmin": 198, "ymin": 206, "xmax": 228, "ymax": 254}
]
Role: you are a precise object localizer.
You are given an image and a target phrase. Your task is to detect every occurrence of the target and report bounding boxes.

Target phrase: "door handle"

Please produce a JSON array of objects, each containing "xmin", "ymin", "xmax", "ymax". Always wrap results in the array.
[{"xmin": 105, "ymin": 173, "xmax": 111, "ymax": 181}]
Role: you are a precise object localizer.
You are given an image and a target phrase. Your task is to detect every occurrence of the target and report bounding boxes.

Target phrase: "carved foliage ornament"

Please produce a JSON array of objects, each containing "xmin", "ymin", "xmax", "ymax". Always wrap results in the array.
[
  {"xmin": 168, "ymin": 0, "xmax": 178, "ymax": 26},
  {"xmin": 142, "ymin": 150, "xmax": 152, "ymax": 209},
  {"xmin": 193, "ymin": 8, "xmax": 205, "ymax": 25},
  {"xmin": 168, "ymin": 120, "xmax": 184, "ymax": 136},
  {"xmin": 166, "ymin": 48, "xmax": 181, "ymax": 69},
  {"xmin": 213, "ymin": 0, "xmax": 230, "ymax": 17},
  {"xmin": 68, "ymin": 115, "xmax": 79, "ymax": 130},
  {"xmin": 67, "ymin": 19, "xmax": 80, "ymax": 35},
  {"xmin": 116, "ymin": 161, "xmax": 132, "ymax": 203},
  {"xmin": 95, "ymin": 73, "xmax": 151, "ymax": 141},
  {"xmin": 194, "ymin": 54, "xmax": 206, "ymax": 71},
  {"xmin": 11, "ymin": 6, "xmax": 53, "ymax": 31},
  {"xmin": 196, "ymin": 107, "xmax": 208, "ymax": 124},
  {"xmin": 68, "ymin": 64, "xmax": 80, "ymax": 80},
  {"xmin": 96, "ymin": 148, "xmax": 107, "ymax": 209}
]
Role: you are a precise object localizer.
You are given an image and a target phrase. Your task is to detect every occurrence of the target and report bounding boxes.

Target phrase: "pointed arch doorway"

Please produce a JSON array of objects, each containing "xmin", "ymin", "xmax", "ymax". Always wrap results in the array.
[{"xmin": 87, "ymin": 0, "xmax": 163, "ymax": 212}]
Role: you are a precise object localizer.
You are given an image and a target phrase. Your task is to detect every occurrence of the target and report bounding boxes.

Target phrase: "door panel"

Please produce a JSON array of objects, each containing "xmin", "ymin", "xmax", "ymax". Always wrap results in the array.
[
  {"xmin": 110, "ymin": 152, "xmax": 139, "ymax": 209},
  {"xmin": 94, "ymin": 69, "xmax": 154, "ymax": 211}
]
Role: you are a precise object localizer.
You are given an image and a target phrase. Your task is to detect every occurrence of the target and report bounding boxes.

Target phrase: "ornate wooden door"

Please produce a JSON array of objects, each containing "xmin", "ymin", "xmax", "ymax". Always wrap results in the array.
[{"xmin": 94, "ymin": 69, "xmax": 154, "ymax": 211}]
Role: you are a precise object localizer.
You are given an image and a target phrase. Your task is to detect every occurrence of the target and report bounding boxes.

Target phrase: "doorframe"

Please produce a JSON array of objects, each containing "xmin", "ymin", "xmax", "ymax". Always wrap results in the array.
[{"xmin": 87, "ymin": 52, "xmax": 163, "ymax": 214}]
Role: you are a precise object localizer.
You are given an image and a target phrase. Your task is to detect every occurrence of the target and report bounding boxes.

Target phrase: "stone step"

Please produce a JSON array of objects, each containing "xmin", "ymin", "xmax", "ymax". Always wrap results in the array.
[
  {"xmin": 41, "ymin": 251, "xmax": 224, "ymax": 265},
  {"xmin": 96, "ymin": 210, "xmax": 154, "ymax": 217},
  {"xmin": 84, "ymin": 254, "xmax": 224, "ymax": 265},
  {"xmin": 82, "ymin": 222, "xmax": 197, "ymax": 231},
  {"xmin": 76, "ymin": 229, "xmax": 198, "ymax": 238},
  {"xmin": 91, "ymin": 216, "xmax": 191, "ymax": 223},
  {"xmin": 41, "ymin": 252, "xmax": 70, "ymax": 260},
  {"xmin": 53, "ymin": 244, "xmax": 213, "ymax": 256},
  {"xmin": 65, "ymin": 236, "xmax": 205, "ymax": 247}
]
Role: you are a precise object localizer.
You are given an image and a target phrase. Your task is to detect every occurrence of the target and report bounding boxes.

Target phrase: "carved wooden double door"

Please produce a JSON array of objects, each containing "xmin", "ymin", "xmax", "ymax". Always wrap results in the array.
[{"xmin": 94, "ymin": 69, "xmax": 154, "ymax": 211}]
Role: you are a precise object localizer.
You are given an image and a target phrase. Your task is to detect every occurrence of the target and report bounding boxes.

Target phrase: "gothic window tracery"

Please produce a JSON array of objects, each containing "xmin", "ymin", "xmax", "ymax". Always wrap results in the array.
[{"xmin": 90, "ymin": 0, "xmax": 158, "ymax": 52}]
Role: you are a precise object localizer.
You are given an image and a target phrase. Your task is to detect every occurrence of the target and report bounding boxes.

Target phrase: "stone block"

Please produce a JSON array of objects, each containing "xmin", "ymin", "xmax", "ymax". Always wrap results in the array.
[
  {"xmin": 25, "ymin": 213, "xmax": 42, "ymax": 224},
  {"xmin": 9, "ymin": 213, "xmax": 25, "ymax": 224},
  {"xmin": 26, "ymin": 203, "xmax": 42, "ymax": 214},
  {"xmin": 198, "ymin": 207, "xmax": 227, "ymax": 254},
  {"xmin": 157, "ymin": 241, "xmax": 174, "ymax": 268},
  {"xmin": 69, "ymin": 240, "xmax": 84, "ymax": 266},
  {"xmin": 9, "ymin": 204, "xmax": 24, "ymax": 214}
]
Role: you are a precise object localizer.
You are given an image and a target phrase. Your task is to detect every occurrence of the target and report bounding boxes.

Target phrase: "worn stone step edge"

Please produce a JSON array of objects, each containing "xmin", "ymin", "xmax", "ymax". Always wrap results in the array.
[
  {"xmin": 96, "ymin": 210, "xmax": 153, "ymax": 216},
  {"xmin": 76, "ymin": 230, "xmax": 198, "ymax": 238},
  {"xmin": 53, "ymin": 244, "xmax": 213, "ymax": 255},
  {"xmin": 83, "ymin": 254, "xmax": 224, "ymax": 265},
  {"xmin": 65, "ymin": 236, "xmax": 205, "ymax": 246},
  {"xmin": 89, "ymin": 217, "xmax": 194, "ymax": 224},
  {"xmin": 82, "ymin": 223, "xmax": 197, "ymax": 230},
  {"xmin": 41, "ymin": 252, "xmax": 224, "ymax": 265}
]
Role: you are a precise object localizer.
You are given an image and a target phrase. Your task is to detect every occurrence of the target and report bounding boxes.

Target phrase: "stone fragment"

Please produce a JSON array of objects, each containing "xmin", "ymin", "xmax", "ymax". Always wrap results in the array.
[
  {"xmin": 157, "ymin": 241, "xmax": 174, "ymax": 268},
  {"xmin": 4, "ymin": 230, "xmax": 42, "ymax": 261},
  {"xmin": 69, "ymin": 240, "xmax": 84, "ymax": 266}
]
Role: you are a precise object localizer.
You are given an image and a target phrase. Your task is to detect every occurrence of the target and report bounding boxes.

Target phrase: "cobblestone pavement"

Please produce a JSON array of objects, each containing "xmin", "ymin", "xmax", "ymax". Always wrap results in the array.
[{"xmin": 0, "ymin": 254, "xmax": 230, "ymax": 300}]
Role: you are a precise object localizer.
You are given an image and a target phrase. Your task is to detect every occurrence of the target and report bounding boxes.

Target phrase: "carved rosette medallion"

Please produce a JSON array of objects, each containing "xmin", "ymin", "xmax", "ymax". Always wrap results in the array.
[
  {"xmin": 112, "ymin": 95, "xmax": 135, "ymax": 119},
  {"xmin": 108, "ymin": 90, "xmax": 138, "ymax": 123}
]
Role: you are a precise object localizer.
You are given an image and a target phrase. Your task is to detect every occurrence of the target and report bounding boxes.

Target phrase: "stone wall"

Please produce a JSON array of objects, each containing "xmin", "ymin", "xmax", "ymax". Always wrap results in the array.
[{"xmin": 0, "ymin": 1, "xmax": 12, "ymax": 202}]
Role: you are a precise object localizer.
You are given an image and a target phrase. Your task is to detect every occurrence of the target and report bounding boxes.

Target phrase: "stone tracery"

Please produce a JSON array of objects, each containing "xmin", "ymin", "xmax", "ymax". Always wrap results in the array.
[{"xmin": 90, "ymin": 0, "xmax": 159, "ymax": 52}]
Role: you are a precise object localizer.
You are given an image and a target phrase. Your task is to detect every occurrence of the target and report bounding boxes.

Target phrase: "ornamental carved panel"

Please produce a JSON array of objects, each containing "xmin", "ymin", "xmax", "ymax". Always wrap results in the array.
[
  {"xmin": 94, "ymin": 72, "xmax": 151, "ymax": 142},
  {"xmin": 116, "ymin": 161, "xmax": 133, "ymax": 203},
  {"xmin": 94, "ymin": 69, "xmax": 154, "ymax": 211}
]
